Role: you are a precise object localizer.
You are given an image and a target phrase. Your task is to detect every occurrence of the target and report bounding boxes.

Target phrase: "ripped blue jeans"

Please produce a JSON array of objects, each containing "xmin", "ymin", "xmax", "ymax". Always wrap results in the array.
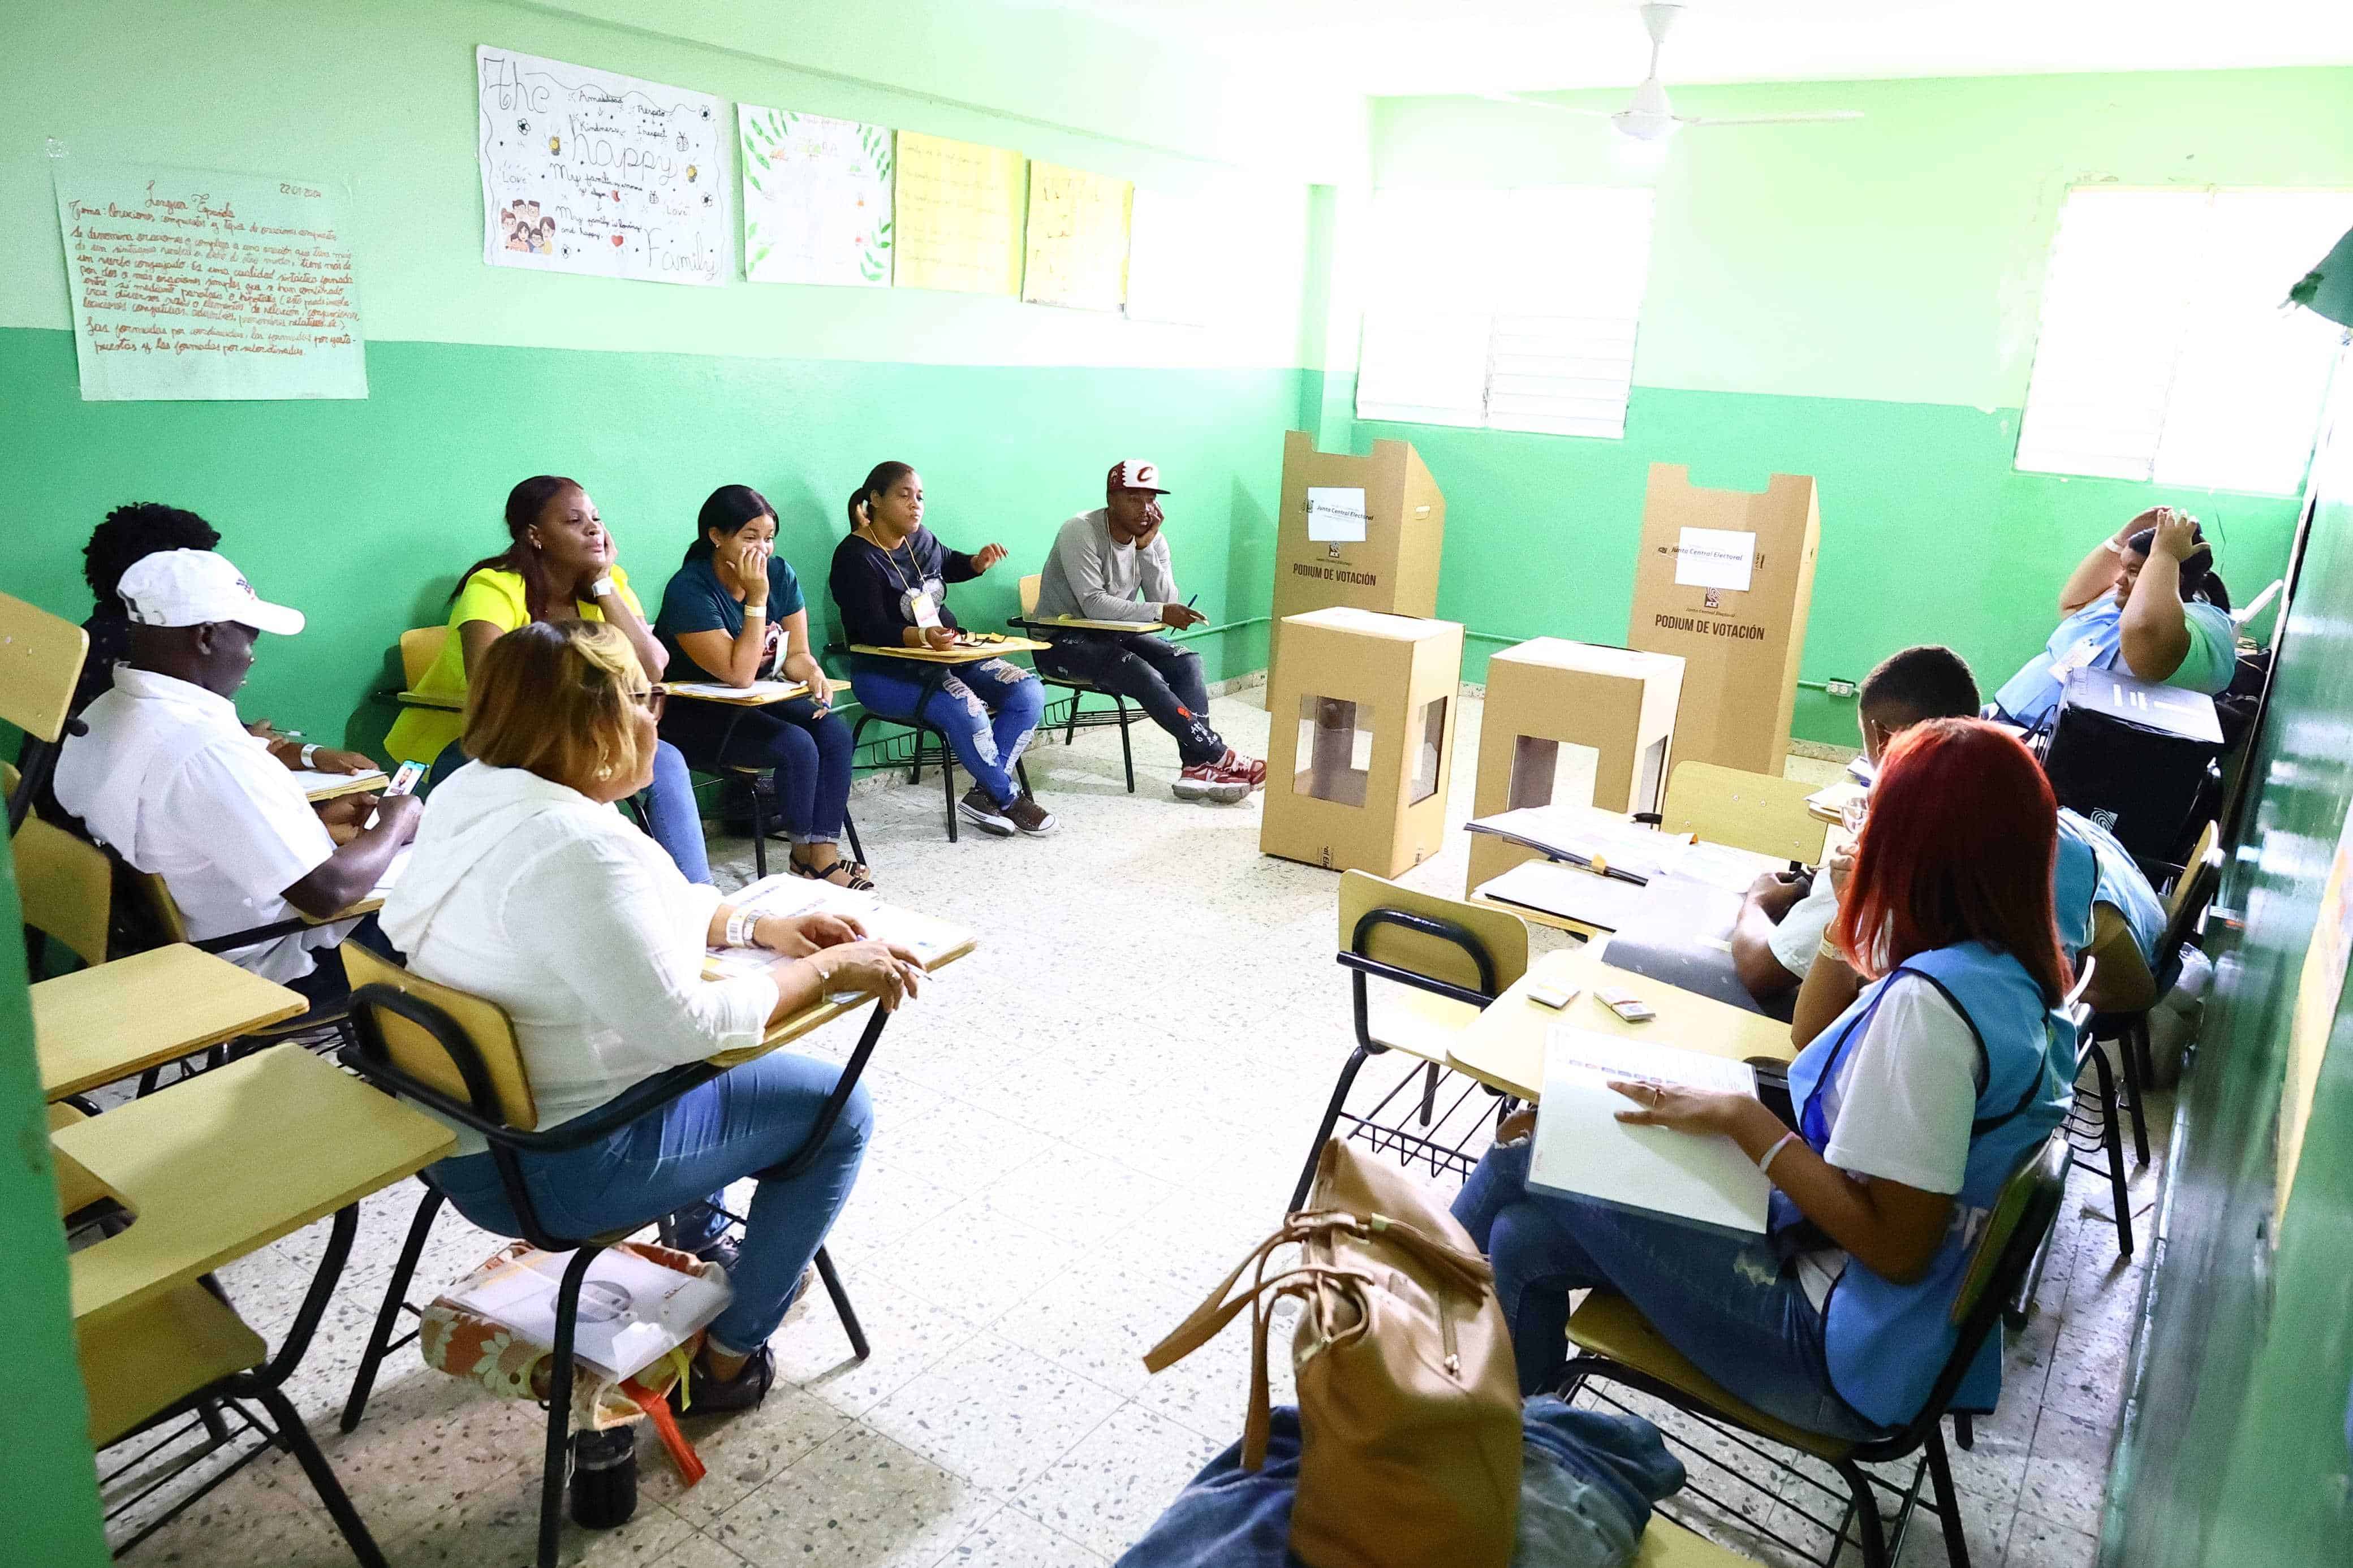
[
  {"xmin": 850, "ymin": 657, "xmax": 1045, "ymax": 809},
  {"xmin": 1453, "ymin": 1134, "xmax": 1886, "ymax": 1441}
]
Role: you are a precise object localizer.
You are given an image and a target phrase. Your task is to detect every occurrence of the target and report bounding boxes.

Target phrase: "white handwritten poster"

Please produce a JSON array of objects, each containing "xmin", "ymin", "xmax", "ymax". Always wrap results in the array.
[
  {"xmin": 1125, "ymin": 188, "xmax": 1217, "ymax": 326},
  {"xmin": 739, "ymin": 106, "xmax": 892, "ymax": 287},
  {"xmin": 1023, "ymin": 161, "xmax": 1131, "ymax": 312},
  {"xmin": 893, "ymin": 132, "xmax": 1026, "ymax": 296},
  {"xmin": 475, "ymin": 46, "xmax": 730, "ymax": 286},
  {"xmin": 53, "ymin": 161, "xmax": 366, "ymax": 401}
]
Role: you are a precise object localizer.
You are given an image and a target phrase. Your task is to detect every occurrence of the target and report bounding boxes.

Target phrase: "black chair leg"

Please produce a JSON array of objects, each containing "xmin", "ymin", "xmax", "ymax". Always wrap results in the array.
[
  {"xmin": 1951, "ymin": 1412, "xmax": 1975, "ymax": 1452},
  {"xmin": 540, "ymin": 1245, "xmax": 604, "ymax": 1568},
  {"xmin": 2091, "ymin": 1048, "xmax": 2135, "ymax": 1258},
  {"xmin": 937, "ymin": 727, "xmax": 959, "ymax": 842},
  {"xmin": 1833, "ymin": 1454, "xmax": 1891, "ymax": 1568},
  {"xmin": 250, "ymin": 1381, "xmax": 389, "ymax": 1568},
  {"xmin": 1016, "ymin": 757, "xmax": 1033, "ymax": 796},
  {"xmin": 748, "ymin": 772, "xmax": 768, "ymax": 880},
  {"xmin": 1923, "ymin": 1422, "xmax": 1974, "ymax": 1568},
  {"xmin": 2115, "ymin": 1030, "xmax": 2151, "ymax": 1165},
  {"xmin": 1291, "ymin": 1046, "xmax": 1373, "ymax": 1211},
  {"xmin": 812, "ymin": 1246, "xmax": 869, "ymax": 1360},
  {"xmin": 341, "ymin": 1185, "xmax": 446, "ymax": 1433},
  {"xmin": 1065, "ymin": 691, "xmax": 1081, "ymax": 748},
  {"xmin": 844, "ymin": 806, "xmax": 865, "ymax": 869},
  {"xmin": 1114, "ymin": 696, "xmax": 1136, "ymax": 793},
  {"xmin": 1416, "ymin": 1060, "xmax": 1440, "ymax": 1127}
]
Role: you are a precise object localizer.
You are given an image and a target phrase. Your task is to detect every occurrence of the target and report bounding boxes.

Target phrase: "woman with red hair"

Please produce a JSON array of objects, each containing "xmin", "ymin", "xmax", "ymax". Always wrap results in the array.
[{"xmin": 1453, "ymin": 719, "xmax": 2072, "ymax": 1437}]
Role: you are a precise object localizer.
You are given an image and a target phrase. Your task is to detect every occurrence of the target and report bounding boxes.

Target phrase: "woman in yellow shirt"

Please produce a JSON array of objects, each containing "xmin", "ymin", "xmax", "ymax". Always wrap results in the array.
[{"xmin": 385, "ymin": 474, "xmax": 709, "ymax": 882}]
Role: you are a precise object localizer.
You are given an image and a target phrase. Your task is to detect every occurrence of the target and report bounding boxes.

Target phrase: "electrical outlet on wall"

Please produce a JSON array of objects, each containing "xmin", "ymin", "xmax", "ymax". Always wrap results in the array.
[{"xmin": 1825, "ymin": 679, "xmax": 1858, "ymax": 698}]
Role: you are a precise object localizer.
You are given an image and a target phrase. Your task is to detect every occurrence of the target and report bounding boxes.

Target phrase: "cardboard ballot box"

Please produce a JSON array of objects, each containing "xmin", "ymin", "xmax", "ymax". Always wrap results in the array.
[
  {"xmin": 1262, "ymin": 607, "xmax": 1464, "ymax": 878},
  {"xmin": 1270, "ymin": 431, "xmax": 1446, "ymax": 685},
  {"xmin": 1466, "ymin": 639, "xmax": 1686, "ymax": 896},
  {"xmin": 1625, "ymin": 465, "xmax": 1819, "ymax": 779}
]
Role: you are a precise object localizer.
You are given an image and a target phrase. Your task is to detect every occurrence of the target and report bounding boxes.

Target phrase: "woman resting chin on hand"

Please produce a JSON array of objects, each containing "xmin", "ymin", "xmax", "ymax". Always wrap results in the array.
[{"xmin": 381, "ymin": 620, "xmax": 922, "ymax": 1414}]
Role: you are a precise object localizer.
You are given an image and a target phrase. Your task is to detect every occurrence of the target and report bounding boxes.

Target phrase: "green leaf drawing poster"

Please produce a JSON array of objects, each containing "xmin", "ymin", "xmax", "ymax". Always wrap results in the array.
[{"xmin": 738, "ymin": 106, "xmax": 893, "ymax": 287}]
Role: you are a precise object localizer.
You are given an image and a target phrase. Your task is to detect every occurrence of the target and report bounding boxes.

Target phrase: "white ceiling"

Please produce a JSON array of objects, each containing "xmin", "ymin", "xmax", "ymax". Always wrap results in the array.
[{"xmin": 1009, "ymin": 0, "xmax": 2353, "ymax": 94}]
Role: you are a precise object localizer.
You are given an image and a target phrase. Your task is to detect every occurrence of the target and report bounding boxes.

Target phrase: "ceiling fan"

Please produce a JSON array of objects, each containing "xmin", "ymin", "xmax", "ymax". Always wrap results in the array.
[{"xmin": 1490, "ymin": 3, "xmax": 1863, "ymax": 142}]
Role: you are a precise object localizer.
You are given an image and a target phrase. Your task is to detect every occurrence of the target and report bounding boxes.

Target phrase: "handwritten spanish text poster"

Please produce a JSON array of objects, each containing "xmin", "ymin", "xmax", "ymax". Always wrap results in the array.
[
  {"xmin": 53, "ymin": 161, "xmax": 367, "ymax": 401},
  {"xmin": 476, "ymin": 46, "xmax": 730, "ymax": 286},
  {"xmin": 893, "ymin": 132, "xmax": 1025, "ymax": 296},
  {"xmin": 1023, "ymin": 161, "xmax": 1130, "ymax": 312},
  {"xmin": 739, "ymin": 106, "xmax": 893, "ymax": 287}
]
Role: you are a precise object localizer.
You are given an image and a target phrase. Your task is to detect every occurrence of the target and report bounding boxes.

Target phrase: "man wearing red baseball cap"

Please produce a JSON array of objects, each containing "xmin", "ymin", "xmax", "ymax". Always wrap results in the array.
[{"xmin": 1033, "ymin": 461, "xmax": 1264, "ymax": 802}]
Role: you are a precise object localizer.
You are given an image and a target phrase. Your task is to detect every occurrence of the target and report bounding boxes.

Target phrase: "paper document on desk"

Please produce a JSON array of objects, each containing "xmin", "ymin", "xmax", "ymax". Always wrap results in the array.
[
  {"xmin": 1466, "ymin": 805, "xmax": 1693, "ymax": 883},
  {"xmin": 293, "ymin": 767, "xmax": 389, "ymax": 800},
  {"xmin": 1674, "ymin": 841, "xmax": 1794, "ymax": 894},
  {"xmin": 712, "ymin": 875, "xmax": 971, "ymax": 970},
  {"xmin": 663, "ymin": 679, "xmax": 808, "ymax": 703},
  {"xmin": 1479, "ymin": 859, "xmax": 1650, "ymax": 932},
  {"xmin": 444, "ymin": 1246, "xmax": 731, "ymax": 1383},
  {"xmin": 1530, "ymin": 1026, "xmax": 1771, "ymax": 1236}
]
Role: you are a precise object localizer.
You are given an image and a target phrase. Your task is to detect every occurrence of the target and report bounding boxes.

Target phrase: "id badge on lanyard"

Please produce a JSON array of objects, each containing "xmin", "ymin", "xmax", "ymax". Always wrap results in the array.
[
  {"xmin": 908, "ymin": 590, "xmax": 943, "ymax": 630},
  {"xmin": 2049, "ymin": 633, "xmax": 2103, "ymax": 680}
]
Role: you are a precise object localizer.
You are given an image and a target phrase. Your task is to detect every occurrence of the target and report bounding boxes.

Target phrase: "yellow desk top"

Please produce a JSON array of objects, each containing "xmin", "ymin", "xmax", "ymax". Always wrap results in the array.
[
  {"xmin": 35, "ymin": 944, "xmax": 308, "ymax": 1102},
  {"xmin": 849, "ymin": 637, "xmax": 1051, "ymax": 664},
  {"xmin": 661, "ymin": 677, "xmax": 851, "ymax": 707},
  {"xmin": 1022, "ymin": 615, "xmax": 1170, "ymax": 635},
  {"xmin": 1446, "ymin": 942, "xmax": 1796, "ymax": 1103},
  {"xmin": 395, "ymin": 689, "xmax": 463, "ymax": 711},
  {"xmin": 56, "ymin": 1044, "xmax": 456, "ymax": 1326}
]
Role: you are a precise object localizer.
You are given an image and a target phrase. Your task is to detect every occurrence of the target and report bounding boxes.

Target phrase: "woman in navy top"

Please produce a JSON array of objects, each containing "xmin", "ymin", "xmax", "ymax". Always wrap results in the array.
[{"xmin": 656, "ymin": 485, "xmax": 865, "ymax": 888}]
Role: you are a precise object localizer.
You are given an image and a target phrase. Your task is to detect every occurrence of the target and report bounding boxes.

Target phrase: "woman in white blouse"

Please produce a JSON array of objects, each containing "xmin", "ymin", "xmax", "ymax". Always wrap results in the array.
[{"xmin": 382, "ymin": 620, "xmax": 924, "ymax": 1411}]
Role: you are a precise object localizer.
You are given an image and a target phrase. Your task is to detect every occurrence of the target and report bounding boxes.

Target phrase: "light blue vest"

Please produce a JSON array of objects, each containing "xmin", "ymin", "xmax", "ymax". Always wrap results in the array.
[
  {"xmin": 1782, "ymin": 943, "xmax": 2070, "ymax": 1428},
  {"xmin": 2052, "ymin": 824, "xmax": 2098, "ymax": 960},
  {"xmin": 2058, "ymin": 807, "xmax": 2166, "ymax": 962},
  {"xmin": 1993, "ymin": 599, "xmax": 2123, "ymax": 729}
]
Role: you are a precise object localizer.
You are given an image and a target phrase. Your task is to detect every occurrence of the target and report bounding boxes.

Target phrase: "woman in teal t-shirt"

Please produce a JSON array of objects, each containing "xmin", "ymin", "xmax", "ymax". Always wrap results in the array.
[{"xmin": 656, "ymin": 485, "xmax": 866, "ymax": 889}]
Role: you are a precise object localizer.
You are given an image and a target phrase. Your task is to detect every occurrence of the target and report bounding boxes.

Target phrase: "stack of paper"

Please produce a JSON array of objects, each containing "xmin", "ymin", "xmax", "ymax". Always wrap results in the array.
[
  {"xmin": 661, "ymin": 679, "xmax": 808, "ymax": 703},
  {"xmin": 1529, "ymin": 1026, "xmax": 1772, "ymax": 1235},
  {"xmin": 443, "ymin": 1247, "xmax": 732, "ymax": 1383}
]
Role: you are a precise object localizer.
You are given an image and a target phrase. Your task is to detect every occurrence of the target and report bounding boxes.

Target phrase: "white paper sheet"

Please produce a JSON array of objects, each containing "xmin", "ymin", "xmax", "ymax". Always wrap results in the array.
[
  {"xmin": 738, "ymin": 106, "xmax": 892, "ymax": 287},
  {"xmin": 1306, "ymin": 486, "xmax": 1369, "ymax": 543},
  {"xmin": 1673, "ymin": 527, "xmax": 1756, "ymax": 592},
  {"xmin": 475, "ymin": 46, "xmax": 730, "ymax": 286},
  {"xmin": 1531, "ymin": 1026, "xmax": 1770, "ymax": 1235}
]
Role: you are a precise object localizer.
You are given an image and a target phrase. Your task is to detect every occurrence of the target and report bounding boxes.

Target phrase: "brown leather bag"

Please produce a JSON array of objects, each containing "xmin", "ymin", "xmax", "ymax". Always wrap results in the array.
[{"xmin": 1143, "ymin": 1139, "xmax": 1523, "ymax": 1568}]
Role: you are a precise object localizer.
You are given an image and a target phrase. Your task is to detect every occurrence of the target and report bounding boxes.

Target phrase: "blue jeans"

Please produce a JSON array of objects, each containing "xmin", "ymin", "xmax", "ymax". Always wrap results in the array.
[
  {"xmin": 661, "ymin": 696, "xmax": 853, "ymax": 846},
  {"xmin": 850, "ymin": 657, "xmax": 1045, "ymax": 809},
  {"xmin": 1452, "ymin": 1136, "xmax": 1886, "ymax": 1442},
  {"xmin": 427, "ymin": 736, "xmax": 710, "ymax": 885},
  {"xmin": 426, "ymin": 1052, "xmax": 872, "ymax": 1357}
]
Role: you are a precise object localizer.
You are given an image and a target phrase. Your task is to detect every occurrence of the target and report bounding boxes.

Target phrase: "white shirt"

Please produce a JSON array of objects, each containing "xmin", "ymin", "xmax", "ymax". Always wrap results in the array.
[
  {"xmin": 53, "ymin": 666, "xmax": 338, "ymax": 982},
  {"xmin": 379, "ymin": 762, "xmax": 777, "ymax": 1155},
  {"xmin": 1793, "ymin": 974, "xmax": 1983, "ymax": 1307},
  {"xmin": 1766, "ymin": 877, "xmax": 1842, "ymax": 981}
]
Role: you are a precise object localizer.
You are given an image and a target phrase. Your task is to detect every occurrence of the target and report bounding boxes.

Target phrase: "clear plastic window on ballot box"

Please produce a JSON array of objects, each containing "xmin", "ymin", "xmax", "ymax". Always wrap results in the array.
[{"xmin": 1295, "ymin": 695, "xmax": 1373, "ymax": 807}]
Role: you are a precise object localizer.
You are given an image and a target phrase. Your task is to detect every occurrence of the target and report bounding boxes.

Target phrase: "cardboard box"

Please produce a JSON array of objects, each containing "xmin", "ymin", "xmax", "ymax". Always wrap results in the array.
[
  {"xmin": 1270, "ymin": 430, "xmax": 1446, "ymax": 686},
  {"xmin": 1466, "ymin": 639, "xmax": 1686, "ymax": 895},
  {"xmin": 1624, "ymin": 464, "xmax": 1820, "ymax": 778},
  {"xmin": 1261, "ymin": 607, "xmax": 1464, "ymax": 877}
]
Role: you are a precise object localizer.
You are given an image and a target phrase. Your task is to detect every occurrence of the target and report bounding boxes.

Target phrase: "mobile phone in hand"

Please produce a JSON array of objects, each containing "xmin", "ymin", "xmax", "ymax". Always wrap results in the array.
[{"xmin": 365, "ymin": 760, "xmax": 428, "ymax": 830}]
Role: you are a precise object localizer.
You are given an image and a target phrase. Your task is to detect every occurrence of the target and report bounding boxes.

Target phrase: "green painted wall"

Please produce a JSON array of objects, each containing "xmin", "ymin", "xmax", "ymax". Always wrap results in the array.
[
  {"xmin": 0, "ymin": 0, "xmax": 1326, "ymax": 751},
  {"xmin": 0, "ymin": 827, "xmax": 110, "ymax": 1566},
  {"xmin": 2106, "ymin": 355, "xmax": 2353, "ymax": 1565},
  {"xmin": 1355, "ymin": 70, "xmax": 2353, "ymax": 742}
]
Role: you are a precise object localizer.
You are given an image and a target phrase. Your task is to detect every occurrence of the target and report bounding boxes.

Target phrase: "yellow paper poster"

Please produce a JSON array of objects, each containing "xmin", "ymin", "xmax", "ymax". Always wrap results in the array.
[
  {"xmin": 1023, "ymin": 161, "xmax": 1132, "ymax": 312},
  {"xmin": 892, "ymin": 132, "xmax": 1025, "ymax": 296},
  {"xmin": 2279, "ymin": 804, "xmax": 2353, "ymax": 1230}
]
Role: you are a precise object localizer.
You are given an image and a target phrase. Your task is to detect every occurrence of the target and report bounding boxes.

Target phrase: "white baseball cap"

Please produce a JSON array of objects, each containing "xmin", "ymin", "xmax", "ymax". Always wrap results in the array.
[
  {"xmin": 118, "ymin": 550, "xmax": 305, "ymax": 636},
  {"xmin": 1107, "ymin": 459, "xmax": 1170, "ymax": 495}
]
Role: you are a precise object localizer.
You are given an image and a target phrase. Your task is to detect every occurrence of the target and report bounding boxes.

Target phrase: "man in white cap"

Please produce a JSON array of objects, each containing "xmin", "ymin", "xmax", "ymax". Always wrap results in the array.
[
  {"xmin": 1033, "ymin": 460, "xmax": 1264, "ymax": 802},
  {"xmin": 54, "ymin": 549, "xmax": 419, "ymax": 1006}
]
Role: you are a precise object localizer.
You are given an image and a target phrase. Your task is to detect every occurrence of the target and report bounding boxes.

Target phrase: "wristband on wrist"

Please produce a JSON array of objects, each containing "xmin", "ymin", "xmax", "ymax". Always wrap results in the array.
[
  {"xmin": 2100, "ymin": 537, "xmax": 2126, "ymax": 556},
  {"xmin": 591, "ymin": 577, "xmax": 618, "ymax": 598},
  {"xmin": 724, "ymin": 908, "xmax": 757, "ymax": 949},
  {"xmin": 1757, "ymin": 1130, "xmax": 1801, "ymax": 1176},
  {"xmin": 300, "ymin": 743, "xmax": 320, "ymax": 768},
  {"xmin": 743, "ymin": 603, "xmax": 765, "ymax": 618}
]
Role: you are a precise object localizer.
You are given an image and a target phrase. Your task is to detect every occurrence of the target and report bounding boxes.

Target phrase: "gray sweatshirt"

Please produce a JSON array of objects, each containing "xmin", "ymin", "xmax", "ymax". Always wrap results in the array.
[{"xmin": 1035, "ymin": 508, "xmax": 1176, "ymax": 623}]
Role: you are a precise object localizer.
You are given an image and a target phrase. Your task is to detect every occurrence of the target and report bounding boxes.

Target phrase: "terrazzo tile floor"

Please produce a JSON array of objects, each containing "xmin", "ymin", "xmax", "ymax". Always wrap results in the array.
[{"xmin": 103, "ymin": 684, "xmax": 2160, "ymax": 1568}]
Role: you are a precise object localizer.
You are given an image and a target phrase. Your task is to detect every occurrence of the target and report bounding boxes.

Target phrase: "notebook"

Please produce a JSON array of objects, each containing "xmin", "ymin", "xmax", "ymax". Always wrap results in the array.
[
  {"xmin": 703, "ymin": 875, "xmax": 971, "ymax": 981},
  {"xmin": 443, "ymin": 1246, "xmax": 731, "ymax": 1383},
  {"xmin": 293, "ymin": 766, "xmax": 389, "ymax": 800},
  {"xmin": 1529, "ymin": 1025, "xmax": 1773, "ymax": 1236},
  {"xmin": 1478, "ymin": 859, "xmax": 1652, "ymax": 931}
]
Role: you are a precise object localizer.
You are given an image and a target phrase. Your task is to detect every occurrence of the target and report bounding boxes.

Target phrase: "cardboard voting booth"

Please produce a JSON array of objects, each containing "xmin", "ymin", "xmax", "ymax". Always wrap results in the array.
[
  {"xmin": 1270, "ymin": 431, "xmax": 1447, "ymax": 684},
  {"xmin": 1625, "ymin": 465, "xmax": 1820, "ymax": 778},
  {"xmin": 1466, "ymin": 639, "xmax": 1686, "ymax": 896},
  {"xmin": 1262, "ymin": 607, "xmax": 1464, "ymax": 877}
]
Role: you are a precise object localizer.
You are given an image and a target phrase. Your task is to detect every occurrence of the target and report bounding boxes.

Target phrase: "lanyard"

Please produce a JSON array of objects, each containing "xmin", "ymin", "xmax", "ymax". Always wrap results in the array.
[{"xmin": 861, "ymin": 530, "xmax": 922, "ymax": 596}]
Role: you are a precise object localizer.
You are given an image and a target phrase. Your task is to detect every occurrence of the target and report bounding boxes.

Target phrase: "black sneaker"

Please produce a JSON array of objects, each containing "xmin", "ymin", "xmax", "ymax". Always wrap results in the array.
[
  {"xmin": 958, "ymin": 788, "xmax": 1017, "ymax": 837},
  {"xmin": 666, "ymin": 1344, "xmax": 775, "ymax": 1418}
]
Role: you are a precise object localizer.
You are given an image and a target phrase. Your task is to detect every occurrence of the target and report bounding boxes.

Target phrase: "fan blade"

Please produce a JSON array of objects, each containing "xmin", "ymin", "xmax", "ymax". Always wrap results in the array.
[
  {"xmin": 1480, "ymin": 92, "xmax": 1617, "ymax": 118},
  {"xmin": 1681, "ymin": 111, "xmax": 1864, "ymax": 127}
]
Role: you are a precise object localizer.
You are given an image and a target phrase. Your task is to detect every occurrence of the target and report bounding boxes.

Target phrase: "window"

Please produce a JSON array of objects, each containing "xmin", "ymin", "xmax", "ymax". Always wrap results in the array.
[
  {"xmin": 1355, "ymin": 186, "xmax": 1656, "ymax": 440},
  {"xmin": 2016, "ymin": 187, "xmax": 2353, "ymax": 495}
]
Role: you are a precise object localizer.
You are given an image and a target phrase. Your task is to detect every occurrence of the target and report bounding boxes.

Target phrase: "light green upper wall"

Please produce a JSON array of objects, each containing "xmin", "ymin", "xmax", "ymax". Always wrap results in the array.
[
  {"xmin": 1373, "ymin": 69, "xmax": 2353, "ymax": 409},
  {"xmin": 1, "ymin": 0, "xmax": 1355, "ymax": 369}
]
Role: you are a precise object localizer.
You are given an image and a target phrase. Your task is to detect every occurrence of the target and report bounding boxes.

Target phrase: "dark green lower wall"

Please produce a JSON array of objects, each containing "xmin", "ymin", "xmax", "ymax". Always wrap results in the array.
[
  {"xmin": 1356, "ymin": 387, "xmax": 2300, "ymax": 746},
  {"xmin": 0, "ymin": 327, "xmax": 1295, "ymax": 757}
]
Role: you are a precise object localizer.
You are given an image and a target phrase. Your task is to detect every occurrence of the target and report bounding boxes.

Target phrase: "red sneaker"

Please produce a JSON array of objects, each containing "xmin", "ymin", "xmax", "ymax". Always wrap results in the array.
[
  {"xmin": 1175, "ymin": 758, "xmax": 1251, "ymax": 804},
  {"xmin": 1223, "ymin": 750, "xmax": 1267, "ymax": 790}
]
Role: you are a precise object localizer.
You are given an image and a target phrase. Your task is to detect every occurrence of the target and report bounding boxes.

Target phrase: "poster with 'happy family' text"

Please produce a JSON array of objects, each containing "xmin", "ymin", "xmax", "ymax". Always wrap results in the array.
[{"xmin": 475, "ymin": 46, "xmax": 730, "ymax": 286}]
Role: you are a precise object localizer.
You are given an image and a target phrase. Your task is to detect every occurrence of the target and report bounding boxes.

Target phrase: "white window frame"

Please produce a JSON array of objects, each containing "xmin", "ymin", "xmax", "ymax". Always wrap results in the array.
[
  {"xmin": 1355, "ymin": 185, "xmax": 1656, "ymax": 440},
  {"xmin": 2015, "ymin": 184, "xmax": 2353, "ymax": 496}
]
